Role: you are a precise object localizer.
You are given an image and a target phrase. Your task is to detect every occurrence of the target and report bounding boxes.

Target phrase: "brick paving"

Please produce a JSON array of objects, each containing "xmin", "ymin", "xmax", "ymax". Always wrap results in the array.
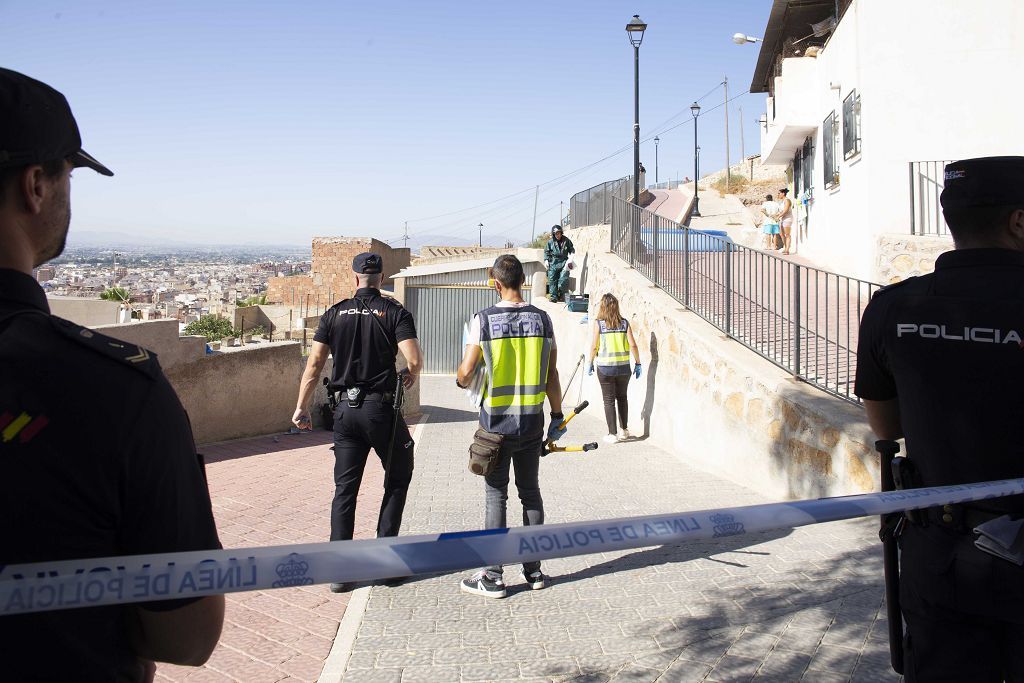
[
  {"xmin": 156, "ymin": 427, "xmax": 389, "ymax": 683},
  {"xmin": 330, "ymin": 376, "xmax": 902, "ymax": 682}
]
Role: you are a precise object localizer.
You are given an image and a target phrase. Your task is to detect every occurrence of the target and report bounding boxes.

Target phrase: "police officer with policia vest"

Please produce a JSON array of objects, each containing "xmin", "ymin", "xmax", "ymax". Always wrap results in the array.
[
  {"xmin": 456, "ymin": 254, "xmax": 565, "ymax": 597},
  {"xmin": 544, "ymin": 224, "xmax": 575, "ymax": 302},
  {"xmin": 0, "ymin": 68, "xmax": 224, "ymax": 681},
  {"xmin": 855, "ymin": 157, "xmax": 1024, "ymax": 681},
  {"xmin": 293, "ymin": 253, "xmax": 422, "ymax": 593}
]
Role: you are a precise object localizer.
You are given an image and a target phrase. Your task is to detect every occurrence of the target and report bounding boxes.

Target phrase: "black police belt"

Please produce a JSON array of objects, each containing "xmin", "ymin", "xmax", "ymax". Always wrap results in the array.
[{"xmin": 335, "ymin": 387, "xmax": 395, "ymax": 408}]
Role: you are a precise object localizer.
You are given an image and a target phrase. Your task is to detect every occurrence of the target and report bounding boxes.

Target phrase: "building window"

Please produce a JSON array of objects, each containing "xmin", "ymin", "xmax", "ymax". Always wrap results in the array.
[
  {"xmin": 793, "ymin": 149, "xmax": 803, "ymax": 196},
  {"xmin": 801, "ymin": 135, "xmax": 814, "ymax": 192},
  {"xmin": 843, "ymin": 90, "xmax": 861, "ymax": 159},
  {"xmin": 822, "ymin": 111, "xmax": 840, "ymax": 189}
]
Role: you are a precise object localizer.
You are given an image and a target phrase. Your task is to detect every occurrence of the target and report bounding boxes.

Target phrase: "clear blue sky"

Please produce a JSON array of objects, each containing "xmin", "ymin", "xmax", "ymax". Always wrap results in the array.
[{"xmin": 1, "ymin": 0, "xmax": 772, "ymax": 247}]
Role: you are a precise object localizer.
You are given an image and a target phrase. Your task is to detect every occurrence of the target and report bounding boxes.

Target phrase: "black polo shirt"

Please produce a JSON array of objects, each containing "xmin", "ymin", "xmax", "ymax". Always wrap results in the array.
[
  {"xmin": 314, "ymin": 288, "xmax": 417, "ymax": 394},
  {"xmin": 0, "ymin": 269, "xmax": 222, "ymax": 682},
  {"xmin": 855, "ymin": 249, "xmax": 1024, "ymax": 510}
]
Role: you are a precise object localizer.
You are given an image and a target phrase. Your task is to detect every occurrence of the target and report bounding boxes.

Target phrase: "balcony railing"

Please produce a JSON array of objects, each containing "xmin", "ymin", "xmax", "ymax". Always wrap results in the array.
[{"xmin": 569, "ymin": 176, "xmax": 632, "ymax": 229}]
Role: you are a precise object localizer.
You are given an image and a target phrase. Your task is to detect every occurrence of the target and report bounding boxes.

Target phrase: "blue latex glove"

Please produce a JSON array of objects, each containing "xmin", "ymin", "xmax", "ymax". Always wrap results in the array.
[
  {"xmin": 633, "ymin": 363, "xmax": 642, "ymax": 379},
  {"xmin": 547, "ymin": 413, "xmax": 567, "ymax": 442},
  {"xmin": 587, "ymin": 363, "xmax": 594, "ymax": 376}
]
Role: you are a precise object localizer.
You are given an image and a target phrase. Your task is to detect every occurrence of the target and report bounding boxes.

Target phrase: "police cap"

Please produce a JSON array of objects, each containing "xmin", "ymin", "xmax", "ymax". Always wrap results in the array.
[
  {"xmin": 0, "ymin": 68, "xmax": 113, "ymax": 176},
  {"xmin": 352, "ymin": 252, "xmax": 383, "ymax": 274},
  {"xmin": 940, "ymin": 156, "xmax": 1024, "ymax": 210}
]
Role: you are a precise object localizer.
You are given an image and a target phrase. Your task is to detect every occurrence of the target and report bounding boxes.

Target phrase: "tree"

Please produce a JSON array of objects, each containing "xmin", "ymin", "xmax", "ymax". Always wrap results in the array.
[
  {"xmin": 100, "ymin": 287, "xmax": 131, "ymax": 303},
  {"xmin": 236, "ymin": 294, "xmax": 268, "ymax": 307},
  {"xmin": 183, "ymin": 315, "xmax": 235, "ymax": 341}
]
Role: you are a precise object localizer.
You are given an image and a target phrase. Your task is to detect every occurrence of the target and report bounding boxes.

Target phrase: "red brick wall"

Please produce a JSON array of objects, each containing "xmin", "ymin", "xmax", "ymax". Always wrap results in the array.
[{"xmin": 266, "ymin": 237, "xmax": 411, "ymax": 306}]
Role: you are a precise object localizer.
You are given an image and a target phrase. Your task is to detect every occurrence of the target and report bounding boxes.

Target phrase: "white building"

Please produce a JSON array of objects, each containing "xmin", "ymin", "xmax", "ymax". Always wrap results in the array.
[{"xmin": 752, "ymin": 0, "xmax": 1024, "ymax": 281}]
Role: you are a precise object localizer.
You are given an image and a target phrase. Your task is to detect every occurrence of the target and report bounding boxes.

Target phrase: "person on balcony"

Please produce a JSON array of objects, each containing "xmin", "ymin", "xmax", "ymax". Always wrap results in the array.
[
  {"xmin": 586, "ymin": 293, "xmax": 641, "ymax": 443},
  {"xmin": 544, "ymin": 225, "xmax": 575, "ymax": 302}
]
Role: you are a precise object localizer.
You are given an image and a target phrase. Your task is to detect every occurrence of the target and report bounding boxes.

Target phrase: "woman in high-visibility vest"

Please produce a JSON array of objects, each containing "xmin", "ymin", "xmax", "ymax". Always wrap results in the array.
[{"xmin": 586, "ymin": 293, "xmax": 641, "ymax": 443}]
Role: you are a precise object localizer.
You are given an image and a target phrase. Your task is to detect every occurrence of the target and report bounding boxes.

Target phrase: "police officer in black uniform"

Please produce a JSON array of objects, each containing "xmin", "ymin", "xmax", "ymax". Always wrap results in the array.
[
  {"xmin": 856, "ymin": 156, "xmax": 1024, "ymax": 681},
  {"xmin": 292, "ymin": 252, "xmax": 422, "ymax": 592},
  {"xmin": 0, "ymin": 68, "xmax": 224, "ymax": 680}
]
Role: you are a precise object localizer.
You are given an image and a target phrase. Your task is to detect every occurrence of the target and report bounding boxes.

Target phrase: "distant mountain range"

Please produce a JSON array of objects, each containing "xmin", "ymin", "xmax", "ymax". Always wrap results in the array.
[
  {"xmin": 67, "ymin": 230, "xmax": 520, "ymax": 252},
  {"xmin": 67, "ymin": 230, "xmax": 308, "ymax": 251}
]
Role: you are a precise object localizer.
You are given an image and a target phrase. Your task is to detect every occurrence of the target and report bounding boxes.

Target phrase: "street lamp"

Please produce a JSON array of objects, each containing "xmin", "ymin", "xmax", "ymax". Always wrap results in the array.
[
  {"xmin": 690, "ymin": 102, "xmax": 701, "ymax": 217},
  {"xmin": 478, "ymin": 223, "xmax": 483, "ymax": 247},
  {"xmin": 732, "ymin": 33, "xmax": 761, "ymax": 45},
  {"xmin": 626, "ymin": 14, "xmax": 647, "ymax": 206},
  {"xmin": 654, "ymin": 136, "xmax": 660, "ymax": 185}
]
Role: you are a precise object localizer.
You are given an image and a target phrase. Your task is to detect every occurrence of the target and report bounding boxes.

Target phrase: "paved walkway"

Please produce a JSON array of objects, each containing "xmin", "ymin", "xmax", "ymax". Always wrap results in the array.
[
  {"xmin": 330, "ymin": 377, "xmax": 901, "ymax": 683},
  {"xmin": 157, "ymin": 428, "xmax": 390, "ymax": 682}
]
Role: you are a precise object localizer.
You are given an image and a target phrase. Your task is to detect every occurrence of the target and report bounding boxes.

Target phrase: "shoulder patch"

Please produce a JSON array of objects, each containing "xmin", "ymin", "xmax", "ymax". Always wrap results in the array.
[
  {"xmin": 50, "ymin": 317, "xmax": 161, "ymax": 379},
  {"xmin": 871, "ymin": 274, "xmax": 925, "ymax": 300}
]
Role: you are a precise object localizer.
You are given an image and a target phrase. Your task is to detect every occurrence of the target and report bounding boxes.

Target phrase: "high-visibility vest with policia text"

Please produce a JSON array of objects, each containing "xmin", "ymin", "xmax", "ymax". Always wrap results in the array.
[
  {"xmin": 596, "ymin": 319, "xmax": 631, "ymax": 376},
  {"xmin": 478, "ymin": 304, "xmax": 554, "ymax": 436}
]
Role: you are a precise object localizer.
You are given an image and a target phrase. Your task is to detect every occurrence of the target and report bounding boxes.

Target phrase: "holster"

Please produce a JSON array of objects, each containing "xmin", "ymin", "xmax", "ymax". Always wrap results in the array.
[
  {"xmin": 469, "ymin": 428, "xmax": 504, "ymax": 476},
  {"xmin": 346, "ymin": 387, "xmax": 364, "ymax": 408}
]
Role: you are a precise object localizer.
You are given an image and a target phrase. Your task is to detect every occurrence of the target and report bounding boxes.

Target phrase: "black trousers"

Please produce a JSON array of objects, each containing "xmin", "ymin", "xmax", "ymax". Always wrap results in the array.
[
  {"xmin": 331, "ymin": 400, "xmax": 415, "ymax": 542},
  {"xmin": 900, "ymin": 523, "xmax": 1024, "ymax": 681},
  {"xmin": 597, "ymin": 371, "xmax": 630, "ymax": 434}
]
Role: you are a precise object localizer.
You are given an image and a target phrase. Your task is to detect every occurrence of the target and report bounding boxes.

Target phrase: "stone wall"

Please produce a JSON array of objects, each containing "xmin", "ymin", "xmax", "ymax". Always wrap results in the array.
[
  {"xmin": 544, "ymin": 225, "xmax": 878, "ymax": 499},
  {"xmin": 95, "ymin": 319, "xmax": 206, "ymax": 371},
  {"xmin": 266, "ymin": 237, "xmax": 411, "ymax": 306},
  {"xmin": 874, "ymin": 233, "xmax": 952, "ymax": 284},
  {"xmin": 47, "ymin": 296, "xmax": 121, "ymax": 327}
]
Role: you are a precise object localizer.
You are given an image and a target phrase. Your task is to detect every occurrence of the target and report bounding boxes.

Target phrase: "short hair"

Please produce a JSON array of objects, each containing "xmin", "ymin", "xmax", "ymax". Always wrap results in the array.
[
  {"xmin": 765, "ymin": 194, "xmax": 773, "ymax": 201},
  {"xmin": 0, "ymin": 158, "xmax": 67, "ymax": 207},
  {"xmin": 356, "ymin": 272, "xmax": 383, "ymax": 288},
  {"xmin": 490, "ymin": 254, "xmax": 525, "ymax": 289},
  {"xmin": 943, "ymin": 204, "xmax": 1024, "ymax": 241}
]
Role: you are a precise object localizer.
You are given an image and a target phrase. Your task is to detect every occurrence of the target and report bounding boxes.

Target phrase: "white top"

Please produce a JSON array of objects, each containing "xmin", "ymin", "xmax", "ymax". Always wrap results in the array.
[{"xmin": 761, "ymin": 200, "xmax": 780, "ymax": 221}]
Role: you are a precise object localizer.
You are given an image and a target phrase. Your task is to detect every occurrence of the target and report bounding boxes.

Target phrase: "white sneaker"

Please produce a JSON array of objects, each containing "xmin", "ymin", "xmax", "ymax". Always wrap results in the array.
[
  {"xmin": 603, "ymin": 434, "xmax": 619, "ymax": 444},
  {"xmin": 619, "ymin": 428, "xmax": 632, "ymax": 440}
]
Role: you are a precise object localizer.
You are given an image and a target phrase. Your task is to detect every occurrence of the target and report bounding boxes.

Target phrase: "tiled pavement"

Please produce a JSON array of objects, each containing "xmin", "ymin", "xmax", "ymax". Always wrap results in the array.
[
  {"xmin": 156, "ymin": 428, "xmax": 390, "ymax": 682},
  {"xmin": 335, "ymin": 376, "xmax": 901, "ymax": 682}
]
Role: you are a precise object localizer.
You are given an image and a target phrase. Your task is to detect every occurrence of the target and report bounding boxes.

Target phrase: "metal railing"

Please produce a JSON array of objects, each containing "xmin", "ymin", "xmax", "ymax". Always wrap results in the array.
[
  {"xmin": 610, "ymin": 197, "xmax": 880, "ymax": 404},
  {"xmin": 569, "ymin": 176, "xmax": 632, "ymax": 229},
  {"xmin": 909, "ymin": 160, "xmax": 955, "ymax": 237},
  {"xmin": 647, "ymin": 180, "xmax": 688, "ymax": 191}
]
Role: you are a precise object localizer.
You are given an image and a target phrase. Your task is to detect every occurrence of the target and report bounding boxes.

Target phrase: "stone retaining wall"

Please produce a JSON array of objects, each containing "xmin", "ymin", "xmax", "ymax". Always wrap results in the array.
[
  {"xmin": 539, "ymin": 225, "xmax": 879, "ymax": 499},
  {"xmin": 875, "ymin": 233, "xmax": 951, "ymax": 284}
]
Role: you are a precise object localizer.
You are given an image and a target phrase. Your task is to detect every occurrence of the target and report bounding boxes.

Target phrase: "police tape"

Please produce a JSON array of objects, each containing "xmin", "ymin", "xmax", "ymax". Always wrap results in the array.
[{"xmin": 3, "ymin": 477, "xmax": 1023, "ymax": 616}]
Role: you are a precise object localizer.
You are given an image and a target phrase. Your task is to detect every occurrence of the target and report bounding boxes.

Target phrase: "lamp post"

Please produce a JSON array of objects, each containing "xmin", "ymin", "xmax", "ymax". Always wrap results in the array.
[
  {"xmin": 477, "ymin": 223, "xmax": 483, "ymax": 247},
  {"xmin": 654, "ymin": 136, "xmax": 660, "ymax": 185},
  {"xmin": 690, "ymin": 102, "xmax": 701, "ymax": 217},
  {"xmin": 626, "ymin": 14, "xmax": 647, "ymax": 206}
]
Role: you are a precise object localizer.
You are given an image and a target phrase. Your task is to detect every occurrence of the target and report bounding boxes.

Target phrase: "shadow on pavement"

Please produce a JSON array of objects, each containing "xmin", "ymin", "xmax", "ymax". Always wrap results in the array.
[
  {"xmin": 554, "ymin": 527, "xmax": 897, "ymax": 683},
  {"xmin": 419, "ymin": 404, "xmax": 478, "ymax": 424},
  {"xmin": 552, "ymin": 528, "xmax": 792, "ymax": 589}
]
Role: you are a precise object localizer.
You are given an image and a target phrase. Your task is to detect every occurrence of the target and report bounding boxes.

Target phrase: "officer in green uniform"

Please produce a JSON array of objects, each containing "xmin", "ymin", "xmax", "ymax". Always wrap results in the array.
[
  {"xmin": 456, "ymin": 254, "xmax": 565, "ymax": 598},
  {"xmin": 544, "ymin": 225, "xmax": 575, "ymax": 302}
]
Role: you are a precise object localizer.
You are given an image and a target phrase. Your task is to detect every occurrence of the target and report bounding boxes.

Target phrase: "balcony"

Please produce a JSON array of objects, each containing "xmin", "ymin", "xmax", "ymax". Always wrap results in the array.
[{"xmin": 761, "ymin": 57, "xmax": 819, "ymax": 165}]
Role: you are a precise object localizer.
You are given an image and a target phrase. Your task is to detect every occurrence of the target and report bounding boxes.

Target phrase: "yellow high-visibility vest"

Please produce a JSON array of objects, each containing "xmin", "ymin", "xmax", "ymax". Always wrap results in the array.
[
  {"xmin": 596, "ymin": 319, "xmax": 630, "ymax": 375},
  {"xmin": 478, "ymin": 304, "xmax": 554, "ymax": 436}
]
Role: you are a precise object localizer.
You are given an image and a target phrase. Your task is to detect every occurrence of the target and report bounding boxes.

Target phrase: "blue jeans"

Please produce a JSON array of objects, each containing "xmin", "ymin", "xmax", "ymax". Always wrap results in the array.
[{"xmin": 483, "ymin": 432, "xmax": 544, "ymax": 576}]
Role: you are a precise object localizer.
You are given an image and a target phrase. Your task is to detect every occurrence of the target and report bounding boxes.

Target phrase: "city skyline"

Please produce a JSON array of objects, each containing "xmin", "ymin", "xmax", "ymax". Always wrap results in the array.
[{"xmin": 2, "ymin": 0, "xmax": 770, "ymax": 247}]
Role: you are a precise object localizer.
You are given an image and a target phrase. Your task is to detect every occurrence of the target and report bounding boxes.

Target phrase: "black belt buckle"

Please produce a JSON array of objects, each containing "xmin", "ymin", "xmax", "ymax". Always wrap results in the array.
[{"xmin": 346, "ymin": 387, "xmax": 364, "ymax": 408}]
